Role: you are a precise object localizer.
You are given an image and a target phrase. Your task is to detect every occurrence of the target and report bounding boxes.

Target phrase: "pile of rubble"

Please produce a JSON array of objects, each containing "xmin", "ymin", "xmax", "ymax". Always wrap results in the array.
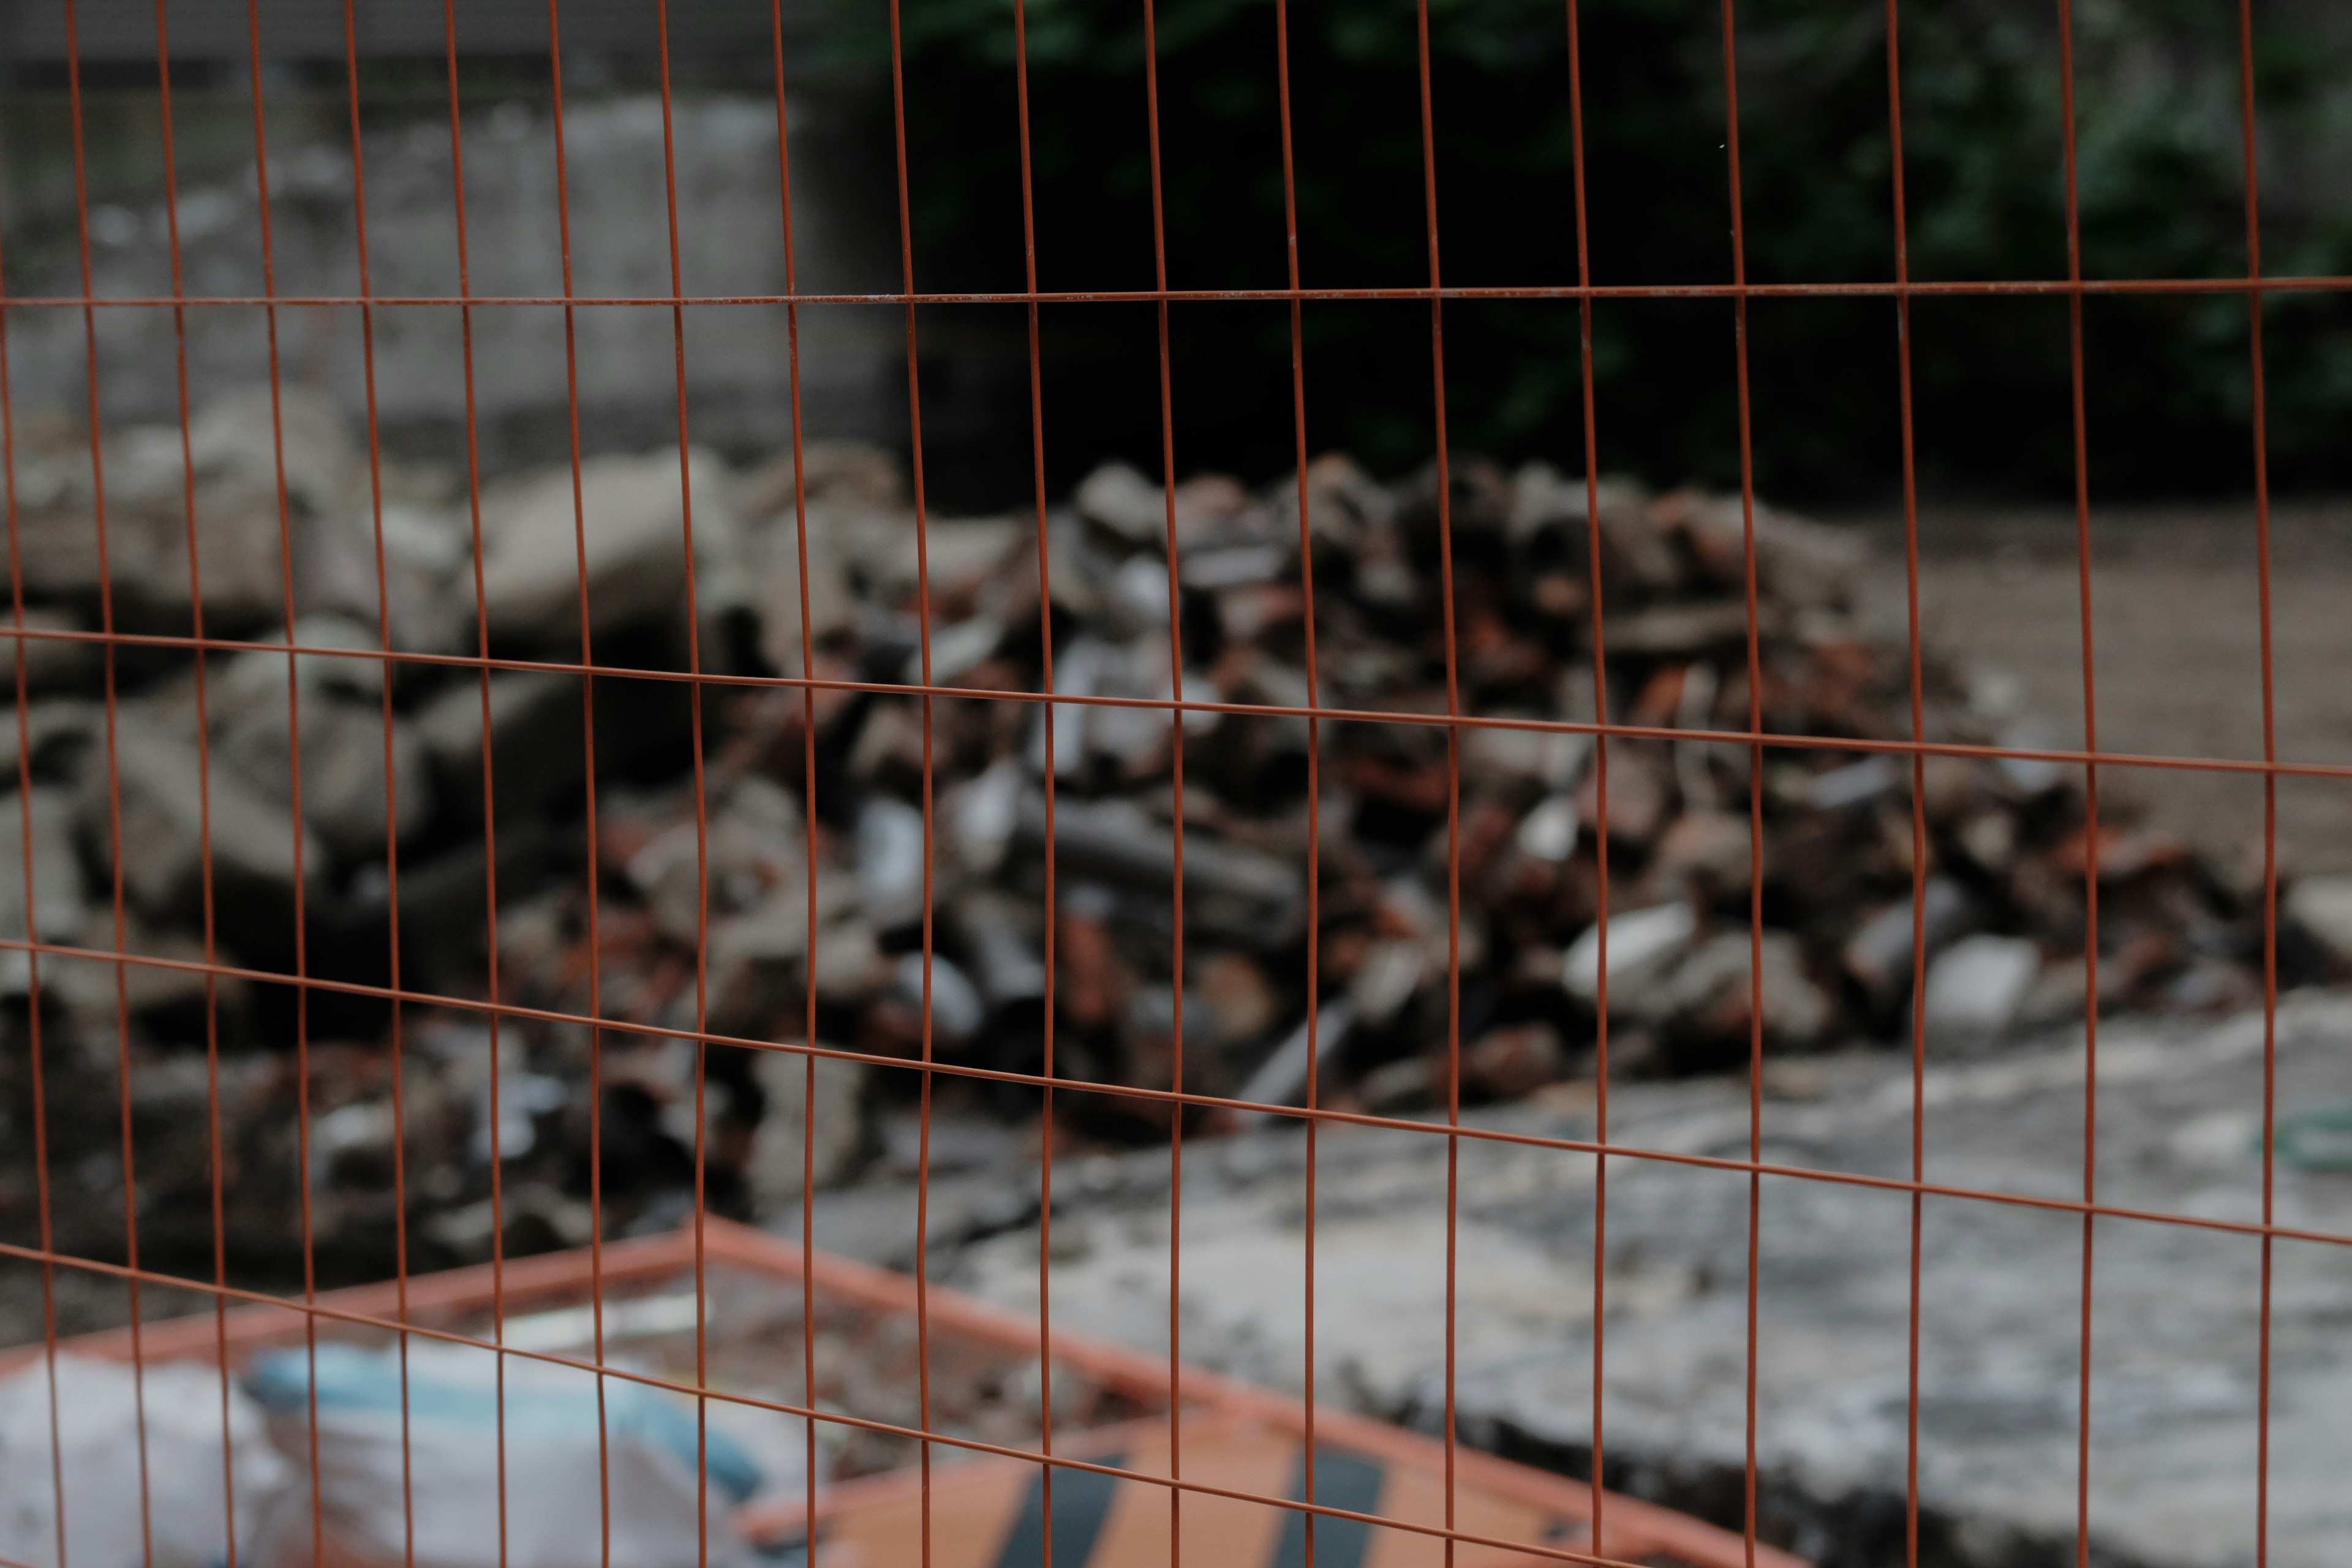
[{"xmin": 0, "ymin": 389, "xmax": 2318, "ymax": 1276}]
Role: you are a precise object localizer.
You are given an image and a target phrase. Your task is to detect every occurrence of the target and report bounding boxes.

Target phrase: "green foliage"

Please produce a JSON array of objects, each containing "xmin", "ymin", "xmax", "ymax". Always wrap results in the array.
[{"xmin": 832, "ymin": 0, "xmax": 2352, "ymax": 500}]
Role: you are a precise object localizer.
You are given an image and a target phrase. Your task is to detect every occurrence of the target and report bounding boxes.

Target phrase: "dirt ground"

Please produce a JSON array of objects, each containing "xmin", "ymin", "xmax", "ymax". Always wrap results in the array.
[{"xmin": 1851, "ymin": 496, "xmax": 2352, "ymax": 875}]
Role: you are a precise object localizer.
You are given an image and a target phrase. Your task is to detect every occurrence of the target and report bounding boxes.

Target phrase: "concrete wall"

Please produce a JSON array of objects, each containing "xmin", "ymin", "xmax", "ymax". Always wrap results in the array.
[{"xmin": 1, "ymin": 84, "xmax": 909, "ymax": 477}]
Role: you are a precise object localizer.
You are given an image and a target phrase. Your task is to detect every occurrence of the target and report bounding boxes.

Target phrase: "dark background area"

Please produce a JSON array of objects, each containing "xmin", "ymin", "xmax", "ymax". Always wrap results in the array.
[{"xmin": 862, "ymin": 0, "xmax": 2352, "ymax": 507}]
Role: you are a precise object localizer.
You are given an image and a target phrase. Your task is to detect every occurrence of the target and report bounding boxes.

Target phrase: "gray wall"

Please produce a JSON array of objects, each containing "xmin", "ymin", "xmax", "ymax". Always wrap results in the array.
[{"xmin": 2, "ymin": 81, "xmax": 909, "ymax": 476}]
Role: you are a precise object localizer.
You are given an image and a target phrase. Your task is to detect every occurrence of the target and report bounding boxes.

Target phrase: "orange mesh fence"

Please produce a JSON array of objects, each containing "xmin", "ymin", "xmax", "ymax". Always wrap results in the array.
[{"xmin": 0, "ymin": 2, "xmax": 2326, "ymax": 1568}]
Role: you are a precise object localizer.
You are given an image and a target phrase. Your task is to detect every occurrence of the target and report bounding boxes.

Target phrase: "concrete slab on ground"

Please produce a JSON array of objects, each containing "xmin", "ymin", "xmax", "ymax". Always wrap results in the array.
[{"xmin": 920, "ymin": 993, "xmax": 2352, "ymax": 1568}]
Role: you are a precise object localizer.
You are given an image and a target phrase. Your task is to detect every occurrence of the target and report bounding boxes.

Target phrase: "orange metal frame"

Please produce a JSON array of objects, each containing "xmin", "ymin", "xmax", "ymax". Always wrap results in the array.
[{"xmin": 5, "ymin": 1218, "xmax": 1799, "ymax": 1568}]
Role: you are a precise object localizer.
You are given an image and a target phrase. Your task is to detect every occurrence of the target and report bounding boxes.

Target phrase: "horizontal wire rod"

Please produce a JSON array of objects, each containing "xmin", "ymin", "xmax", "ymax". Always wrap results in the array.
[
  {"xmin": 1, "ymin": 274, "xmax": 2350, "ymax": 309},
  {"xmin": 0, "ymin": 622, "xmax": 2342, "ymax": 782},
  {"xmin": 0, "ymin": 929, "xmax": 2337, "ymax": 1251}
]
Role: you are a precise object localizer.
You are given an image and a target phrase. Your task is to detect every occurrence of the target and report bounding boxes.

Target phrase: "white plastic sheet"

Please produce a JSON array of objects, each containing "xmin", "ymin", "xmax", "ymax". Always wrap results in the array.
[{"xmin": 0, "ymin": 1353, "xmax": 290, "ymax": 1568}]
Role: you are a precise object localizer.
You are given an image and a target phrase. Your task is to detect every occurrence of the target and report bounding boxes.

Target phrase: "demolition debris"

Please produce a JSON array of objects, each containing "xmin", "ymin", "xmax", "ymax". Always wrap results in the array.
[{"xmin": 0, "ymin": 392, "xmax": 2318, "ymax": 1278}]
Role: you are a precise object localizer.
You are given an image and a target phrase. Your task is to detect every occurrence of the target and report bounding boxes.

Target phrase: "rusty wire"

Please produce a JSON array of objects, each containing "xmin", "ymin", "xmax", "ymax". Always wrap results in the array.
[{"xmin": 0, "ymin": 0, "xmax": 2313, "ymax": 1566}]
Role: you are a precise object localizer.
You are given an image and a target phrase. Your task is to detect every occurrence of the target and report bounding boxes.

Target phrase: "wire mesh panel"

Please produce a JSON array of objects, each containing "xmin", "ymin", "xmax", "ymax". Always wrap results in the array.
[{"xmin": 0, "ymin": 0, "xmax": 2338, "ymax": 1566}]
